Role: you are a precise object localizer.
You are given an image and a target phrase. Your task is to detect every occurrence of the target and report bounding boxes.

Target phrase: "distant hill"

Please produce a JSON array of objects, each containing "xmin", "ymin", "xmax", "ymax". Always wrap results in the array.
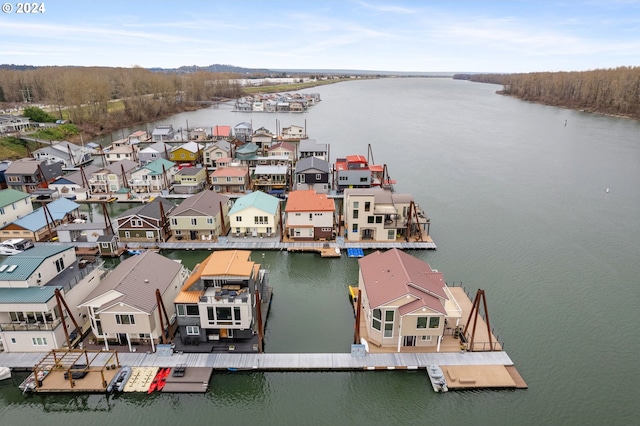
[{"xmin": 148, "ymin": 64, "xmax": 272, "ymax": 74}]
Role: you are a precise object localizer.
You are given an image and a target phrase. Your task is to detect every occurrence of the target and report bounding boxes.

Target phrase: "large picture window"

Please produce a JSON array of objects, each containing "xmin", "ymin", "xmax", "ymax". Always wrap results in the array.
[
  {"xmin": 417, "ymin": 317, "xmax": 428, "ymax": 329},
  {"xmin": 186, "ymin": 326, "xmax": 199, "ymax": 336},
  {"xmin": 186, "ymin": 305, "xmax": 199, "ymax": 316},
  {"xmin": 115, "ymin": 314, "xmax": 135, "ymax": 325},
  {"xmin": 429, "ymin": 317, "xmax": 440, "ymax": 329}
]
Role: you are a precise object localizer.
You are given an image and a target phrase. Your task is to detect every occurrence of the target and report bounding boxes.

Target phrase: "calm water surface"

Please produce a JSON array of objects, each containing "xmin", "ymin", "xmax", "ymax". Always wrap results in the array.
[{"xmin": 2, "ymin": 78, "xmax": 639, "ymax": 425}]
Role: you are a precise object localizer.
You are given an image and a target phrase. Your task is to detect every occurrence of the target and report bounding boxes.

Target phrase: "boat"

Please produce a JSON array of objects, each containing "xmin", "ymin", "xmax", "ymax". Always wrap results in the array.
[
  {"xmin": 127, "ymin": 249, "xmax": 143, "ymax": 255},
  {"xmin": 106, "ymin": 365, "xmax": 132, "ymax": 393},
  {"xmin": 0, "ymin": 246, "xmax": 22, "ymax": 256},
  {"xmin": 426, "ymin": 365, "xmax": 448, "ymax": 393},
  {"xmin": 0, "ymin": 366, "xmax": 11, "ymax": 381},
  {"xmin": 18, "ymin": 370, "xmax": 47, "ymax": 393},
  {"xmin": 147, "ymin": 367, "xmax": 170, "ymax": 394}
]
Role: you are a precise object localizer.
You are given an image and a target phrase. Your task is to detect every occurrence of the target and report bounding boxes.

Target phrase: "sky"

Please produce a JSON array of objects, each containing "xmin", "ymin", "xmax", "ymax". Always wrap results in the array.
[{"xmin": 1, "ymin": 0, "xmax": 639, "ymax": 73}]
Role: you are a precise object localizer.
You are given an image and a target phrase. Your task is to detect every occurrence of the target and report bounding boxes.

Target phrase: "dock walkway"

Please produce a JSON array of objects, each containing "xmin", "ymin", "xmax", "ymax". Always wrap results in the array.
[{"xmin": 0, "ymin": 351, "xmax": 512, "ymax": 371}]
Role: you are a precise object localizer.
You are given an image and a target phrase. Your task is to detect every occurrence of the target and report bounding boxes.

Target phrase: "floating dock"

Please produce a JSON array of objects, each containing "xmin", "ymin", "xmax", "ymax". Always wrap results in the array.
[{"xmin": 347, "ymin": 248, "xmax": 364, "ymax": 257}]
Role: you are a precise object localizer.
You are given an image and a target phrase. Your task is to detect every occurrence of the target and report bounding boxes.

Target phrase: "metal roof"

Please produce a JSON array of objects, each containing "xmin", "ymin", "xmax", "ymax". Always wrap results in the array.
[
  {"xmin": 0, "ymin": 286, "xmax": 61, "ymax": 304},
  {"xmin": 0, "ymin": 188, "xmax": 31, "ymax": 207},
  {"xmin": 229, "ymin": 191, "xmax": 280, "ymax": 216},
  {"xmin": 0, "ymin": 244, "xmax": 73, "ymax": 281},
  {"xmin": 8, "ymin": 198, "xmax": 79, "ymax": 231}
]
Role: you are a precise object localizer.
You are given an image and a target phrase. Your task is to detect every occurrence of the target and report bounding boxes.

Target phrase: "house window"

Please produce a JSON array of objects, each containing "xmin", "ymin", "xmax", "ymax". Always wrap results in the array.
[
  {"xmin": 388, "ymin": 230, "xmax": 395, "ymax": 240},
  {"xmin": 216, "ymin": 306, "xmax": 232, "ymax": 324},
  {"xmin": 186, "ymin": 305, "xmax": 199, "ymax": 316},
  {"xmin": 236, "ymin": 217, "xmax": 242, "ymax": 222},
  {"xmin": 376, "ymin": 216, "xmax": 383, "ymax": 224},
  {"xmin": 191, "ymin": 218, "xmax": 197, "ymax": 226},
  {"xmin": 32, "ymin": 337, "xmax": 48, "ymax": 346},
  {"xmin": 171, "ymin": 218, "xmax": 178, "ymax": 226},
  {"xmin": 55, "ymin": 257, "xmax": 65, "ymax": 273},
  {"xmin": 384, "ymin": 310, "xmax": 394, "ymax": 338},
  {"xmin": 352, "ymin": 224, "xmax": 358, "ymax": 233},
  {"xmin": 234, "ymin": 307, "xmax": 241, "ymax": 325},
  {"xmin": 186, "ymin": 326, "xmax": 199, "ymax": 335},
  {"xmin": 421, "ymin": 335, "xmax": 432, "ymax": 341},
  {"xmin": 372, "ymin": 309, "xmax": 382, "ymax": 331},
  {"xmin": 213, "ymin": 177, "xmax": 218, "ymax": 183},
  {"xmin": 115, "ymin": 314, "xmax": 135, "ymax": 325},
  {"xmin": 226, "ymin": 177, "xmax": 231, "ymax": 182},
  {"xmin": 360, "ymin": 177, "xmax": 368, "ymax": 182},
  {"xmin": 417, "ymin": 317, "xmax": 428, "ymax": 329},
  {"xmin": 238, "ymin": 177, "xmax": 243, "ymax": 182},
  {"xmin": 429, "ymin": 317, "xmax": 440, "ymax": 329},
  {"xmin": 316, "ymin": 174, "xmax": 321, "ymax": 180},
  {"xmin": 364, "ymin": 202, "xmax": 370, "ymax": 212},
  {"xmin": 146, "ymin": 231, "xmax": 155, "ymax": 239},
  {"xmin": 101, "ymin": 242, "xmax": 109, "ymax": 248},
  {"xmin": 176, "ymin": 304, "xmax": 185, "ymax": 316},
  {"xmin": 298, "ymin": 175, "xmax": 305, "ymax": 183},
  {"xmin": 124, "ymin": 231, "xmax": 131, "ymax": 238},
  {"xmin": 353, "ymin": 210, "xmax": 359, "ymax": 219},
  {"xmin": 181, "ymin": 153, "xmax": 186, "ymax": 158},
  {"xmin": 367, "ymin": 216, "xmax": 374, "ymax": 224},
  {"xmin": 254, "ymin": 216, "xmax": 268, "ymax": 224},
  {"xmin": 206, "ymin": 218, "xmax": 213, "ymax": 224},
  {"xmin": 0, "ymin": 207, "xmax": 4, "ymax": 215},
  {"xmin": 131, "ymin": 219, "xmax": 143, "ymax": 227},
  {"xmin": 353, "ymin": 202, "xmax": 359, "ymax": 209}
]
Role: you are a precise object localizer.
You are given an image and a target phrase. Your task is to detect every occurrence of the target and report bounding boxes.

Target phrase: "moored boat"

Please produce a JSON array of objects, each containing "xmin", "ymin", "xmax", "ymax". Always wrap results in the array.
[
  {"xmin": 427, "ymin": 365, "xmax": 448, "ymax": 392},
  {"xmin": 107, "ymin": 365, "xmax": 132, "ymax": 393},
  {"xmin": 0, "ymin": 366, "xmax": 11, "ymax": 381}
]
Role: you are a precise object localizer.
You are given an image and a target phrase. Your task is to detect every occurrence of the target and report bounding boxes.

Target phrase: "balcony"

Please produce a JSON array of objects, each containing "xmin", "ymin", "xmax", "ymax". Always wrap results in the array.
[
  {"xmin": 0, "ymin": 317, "xmax": 62, "ymax": 332},
  {"xmin": 200, "ymin": 286, "xmax": 250, "ymax": 304}
]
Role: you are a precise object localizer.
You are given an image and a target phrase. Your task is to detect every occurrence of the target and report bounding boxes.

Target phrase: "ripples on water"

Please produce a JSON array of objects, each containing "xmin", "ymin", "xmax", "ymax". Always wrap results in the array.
[{"xmin": 2, "ymin": 78, "xmax": 639, "ymax": 425}]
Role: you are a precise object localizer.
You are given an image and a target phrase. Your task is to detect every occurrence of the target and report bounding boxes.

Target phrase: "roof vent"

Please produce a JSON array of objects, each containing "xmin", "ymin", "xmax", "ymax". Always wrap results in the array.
[
  {"xmin": 6, "ymin": 265, "xmax": 18, "ymax": 273},
  {"xmin": 0, "ymin": 265, "xmax": 7, "ymax": 272},
  {"xmin": 144, "ymin": 279, "xmax": 149, "ymax": 283}
]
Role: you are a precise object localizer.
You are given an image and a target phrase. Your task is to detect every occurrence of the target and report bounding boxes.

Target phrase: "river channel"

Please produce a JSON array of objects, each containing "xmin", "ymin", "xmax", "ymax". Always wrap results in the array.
[{"xmin": 1, "ymin": 78, "xmax": 639, "ymax": 425}]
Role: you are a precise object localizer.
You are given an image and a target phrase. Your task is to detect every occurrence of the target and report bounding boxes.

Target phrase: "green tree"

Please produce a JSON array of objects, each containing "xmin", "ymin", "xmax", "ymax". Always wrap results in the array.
[{"xmin": 23, "ymin": 106, "xmax": 56, "ymax": 123}]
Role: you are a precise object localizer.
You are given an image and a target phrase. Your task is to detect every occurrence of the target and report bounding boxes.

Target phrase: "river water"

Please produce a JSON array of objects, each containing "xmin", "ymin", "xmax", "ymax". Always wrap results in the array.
[{"xmin": 2, "ymin": 78, "xmax": 639, "ymax": 425}]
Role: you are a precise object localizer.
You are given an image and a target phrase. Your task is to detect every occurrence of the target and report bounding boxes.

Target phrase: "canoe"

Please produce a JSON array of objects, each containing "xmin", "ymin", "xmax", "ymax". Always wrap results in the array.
[{"xmin": 147, "ymin": 367, "xmax": 169, "ymax": 394}]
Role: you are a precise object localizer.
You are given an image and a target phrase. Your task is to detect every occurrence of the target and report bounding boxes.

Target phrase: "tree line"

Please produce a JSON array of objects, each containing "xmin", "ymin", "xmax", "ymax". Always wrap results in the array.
[
  {"xmin": 455, "ymin": 67, "xmax": 640, "ymax": 119},
  {"xmin": 0, "ymin": 66, "xmax": 244, "ymax": 136}
]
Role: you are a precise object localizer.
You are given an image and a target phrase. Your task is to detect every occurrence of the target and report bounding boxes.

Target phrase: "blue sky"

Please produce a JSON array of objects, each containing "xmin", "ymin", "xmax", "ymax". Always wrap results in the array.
[{"xmin": 1, "ymin": 0, "xmax": 639, "ymax": 72}]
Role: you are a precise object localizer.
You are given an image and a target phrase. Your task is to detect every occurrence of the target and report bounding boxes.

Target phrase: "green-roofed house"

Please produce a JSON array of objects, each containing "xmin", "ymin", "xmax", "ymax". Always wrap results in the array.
[
  {"xmin": 0, "ymin": 244, "xmax": 104, "ymax": 352},
  {"xmin": 228, "ymin": 190, "xmax": 281, "ymax": 238},
  {"xmin": 129, "ymin": 158, "xmax": 177, "ymax": 194},
  {"xmin": 0, "ymin": 188, "xmax": 33, "ymax": 227}
]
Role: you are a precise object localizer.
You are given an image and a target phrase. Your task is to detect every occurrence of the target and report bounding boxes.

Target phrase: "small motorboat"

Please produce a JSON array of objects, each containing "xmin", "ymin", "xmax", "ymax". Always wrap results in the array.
[
  {"xmin": 426, "ymin": 365, "xmax": 448, "ymax": 393},
  {"xmin": 107, "ymin": 365, "xmax": 132, "ymax": 393},
  {"xmin": 0, "ymin": 366, "xmax": 11, "ymax": 381},
  {"xmin": 0, "ymin": 246, "xmax": 22, "ymax": 256},
  {"xmin": 127, "ymin": 249, "xmax": 143, "ymax": 255}
]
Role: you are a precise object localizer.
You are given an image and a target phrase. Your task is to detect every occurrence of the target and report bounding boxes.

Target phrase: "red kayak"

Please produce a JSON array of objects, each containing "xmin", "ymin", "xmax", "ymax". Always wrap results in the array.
[{"xmin": 147, "ymin": 368, "xmax": 169, "ymax": 394}]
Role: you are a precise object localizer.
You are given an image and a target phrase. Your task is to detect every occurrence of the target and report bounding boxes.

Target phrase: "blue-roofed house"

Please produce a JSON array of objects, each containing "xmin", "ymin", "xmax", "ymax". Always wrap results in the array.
[
  {"xmin": 228, "ymin": 191, "xmax": 281, "ymax": 238},
  {"xmin": 234, "ymin": 142, "xmax": 260, "ymax": 168},
  {"xmin": 0, "ymin": 188, "xmax": 33, "ymax": 227},
  {"xmin": 0, "ymin": 197, "xmax": 80, "ymax": 242},
  {"xmin": 0, "ymin": 244, "xmax": 105, "ymax": 352}
]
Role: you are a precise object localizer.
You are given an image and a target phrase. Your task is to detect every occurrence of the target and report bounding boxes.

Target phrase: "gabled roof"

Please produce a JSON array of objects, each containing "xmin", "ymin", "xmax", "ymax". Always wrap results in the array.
[
  {"xmin": 79, "ymin": 251, "xmax": 182, "ymax": 313},
  {"xmin": 169, "ymin": 191, "xmax": 230, "ymax": 217},
  {"xmin": 211, "ymin": 167, "xmax": 248, "ymax": 178},
  {"xmin": 229, "ymin": 191, "xmax": 280, "ymax": 216},
  {"xmin": 267, "ymin": 141, "xmax": 295, "ymax": 152},
  {"xmin": 0, "ymin": 244, "xmax": 72, "ymax": 281},
  {"xmin": 117, "ymin": 197, "xmax": 175, "ymax": 222},
  {"xmin": 0, "ymin": 188, "xmax": 30, "ymax": 207},
  {"xmin": 295, "ymin": 156, "xmax": 330, "ymax": 173},
  {"xmin": 176, "ymin": 167, "xmax": 205, "ymax": 177},
  {"xmin": 171, "ymin": 141, "xmax": 204, "ymax": 154},
  {"xmin": 234, "ymin": 122, "xmax": 251, "ymax": 130},
  {"xmin": 134, "ymin": 158, "xmax": 175, "ymax": 175},
  {"xmin": 139, "ymin": 142, "xmax": 169, "ymax": 154},
  {"xmin": 205, "ymin": 140, "xmax": 232, "ymax": 153},
  {"xmin": 4, "ymin": 158, "xmax": 44, "ymax": 175},
  {"xmin": 358, "ymin": 249, "xmax": 448, "ymax": 314},
  {"xmin": 102, "ymin": 159, "xmax": 138, "ymax": 174},
  {"xmin": 52, "ymin": 164, "xmax": 100, "ymax": 186},
  {"xmin": 152, "ymin": 125, "xmax": 174, "ymax": 136},
  {"xmin": 235, "ymin": 142, "xmax": 259, "ymax": 154},
  {"xmin": 7, "ymin": 198, "xmax": 80, "ymax": 231},
  {"xmin": 179, "ymin": 250, "xmax": 254, "ymax": 293},
  {"xmin": 285, "ymin": 190, "xmax": 335, "ymax": 212}
]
